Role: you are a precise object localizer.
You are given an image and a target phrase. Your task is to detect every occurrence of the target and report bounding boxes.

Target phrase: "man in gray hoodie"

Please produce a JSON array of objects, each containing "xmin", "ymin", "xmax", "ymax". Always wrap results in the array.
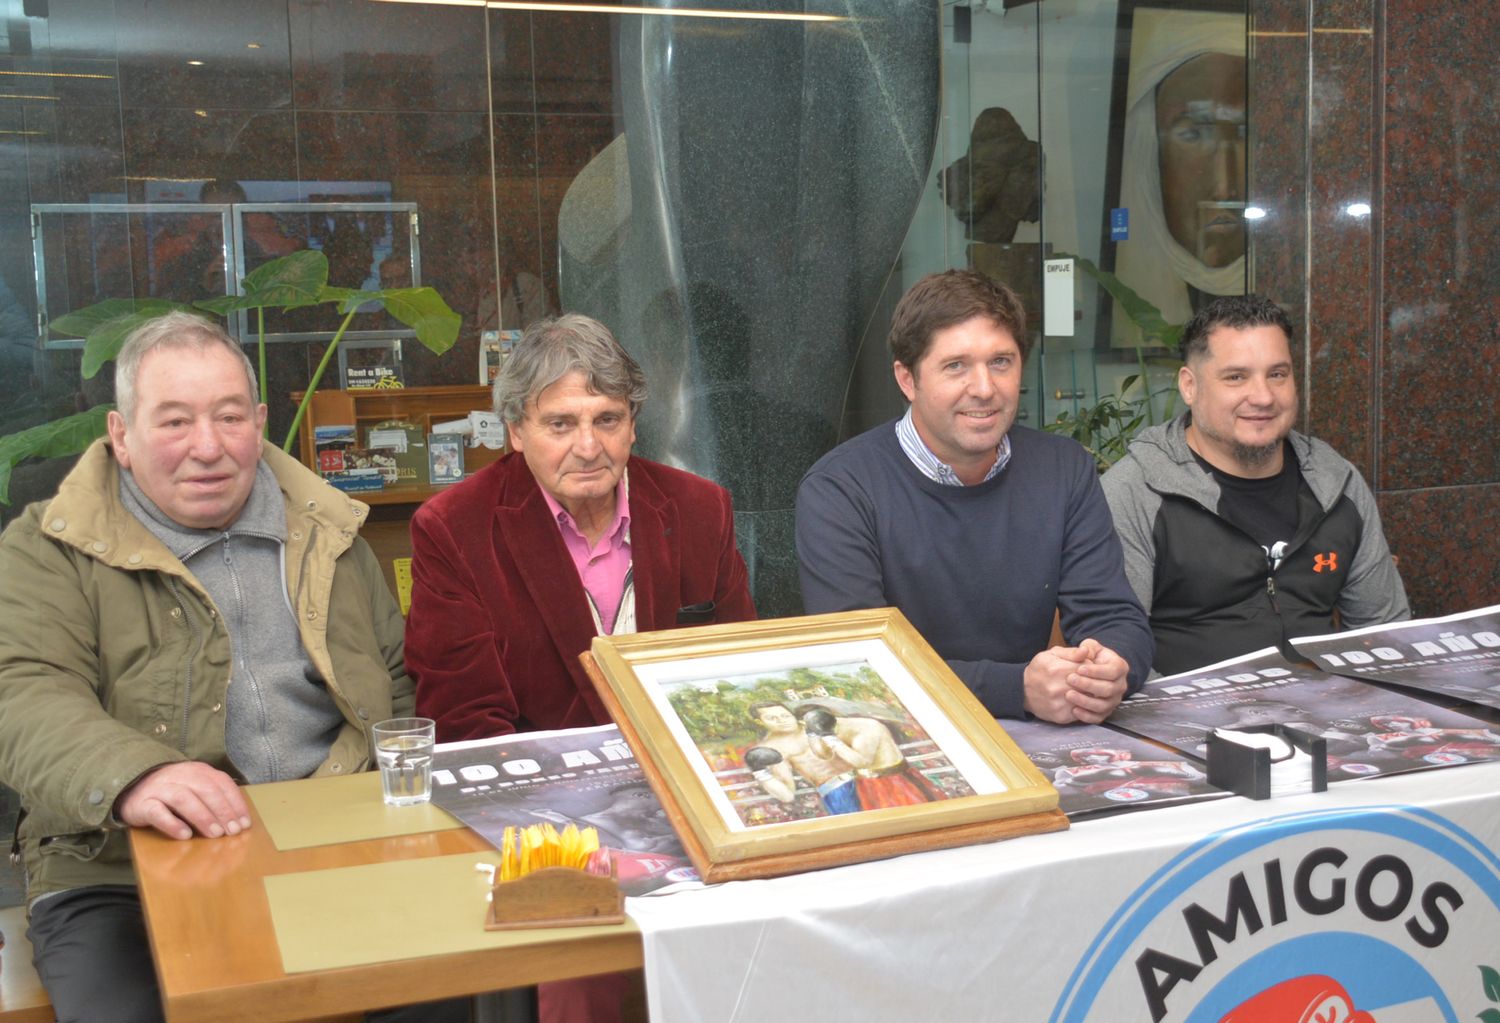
[{"xmin": 1101, "ymin": 294, "xmax": 1408, "ymax": 675}]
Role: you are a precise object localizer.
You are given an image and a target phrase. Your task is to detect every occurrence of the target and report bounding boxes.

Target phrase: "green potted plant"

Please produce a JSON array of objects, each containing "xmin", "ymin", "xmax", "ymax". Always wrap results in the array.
[
  {"xmin": 1043, "ymin": 255, "xmax": 1184, "ymax": 472},
  {"xmin": 191, "ymin": 250, "xmax": 460, "ymax": 452},
  {"xmin": 0, "ymin": 297, "xmax": 185, "ymax": 505},
  {"xmin": 0, "ymin": 250, "xmax": 460, "ymax": 502}
]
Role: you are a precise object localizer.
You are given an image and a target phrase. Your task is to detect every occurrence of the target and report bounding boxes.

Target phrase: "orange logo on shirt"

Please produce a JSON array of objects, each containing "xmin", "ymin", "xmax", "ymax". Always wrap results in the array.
[{"xmin": 1313, "ymin": 552, "xmax": 1338, "ymax": 573}]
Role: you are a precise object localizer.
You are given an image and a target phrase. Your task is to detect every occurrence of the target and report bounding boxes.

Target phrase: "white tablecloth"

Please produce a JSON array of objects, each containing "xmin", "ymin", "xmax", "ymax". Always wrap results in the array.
[{"xmin": 627, "ymin": 762, "xmax": 1500, "ymax": 1023}]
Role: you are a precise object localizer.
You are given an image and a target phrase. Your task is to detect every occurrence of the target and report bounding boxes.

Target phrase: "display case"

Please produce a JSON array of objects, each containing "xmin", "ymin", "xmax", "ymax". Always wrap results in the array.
[{"xmin": 290, "ymin": 384, "xmax": 504, "ymax": 506}]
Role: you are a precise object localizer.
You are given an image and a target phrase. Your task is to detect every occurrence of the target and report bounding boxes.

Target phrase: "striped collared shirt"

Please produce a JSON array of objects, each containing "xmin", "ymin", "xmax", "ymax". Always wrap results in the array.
[{"xmin": 895, "ymin": 407, "xmax": 1011, "ymax": 486}]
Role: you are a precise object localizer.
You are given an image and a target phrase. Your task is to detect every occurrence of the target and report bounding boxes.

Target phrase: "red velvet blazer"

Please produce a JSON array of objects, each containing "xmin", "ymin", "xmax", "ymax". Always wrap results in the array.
[{"xmin": 407, "ymin": 453, "xmax": 757, "ymax": 742}]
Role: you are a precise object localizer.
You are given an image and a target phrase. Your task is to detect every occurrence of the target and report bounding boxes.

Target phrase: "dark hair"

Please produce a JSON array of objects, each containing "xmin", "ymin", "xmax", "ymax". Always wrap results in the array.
[
  {"xmin": 797, "ymin": 707, "xmax": 838, "ymax": 736},
  {"xmin": 748, "ymin": 701, "xmax": 791, "ymax": 723},
  {"xmin": 888, "ymin": 269, "xmax": 1029, "ymax": 370},
  {"xmin": 199, "ymin": 178, "xmax": 248, "ymax": 204},
  {"xmin": 1178, "ymin": 294, "xmax": 1294, "ymax": 364}
]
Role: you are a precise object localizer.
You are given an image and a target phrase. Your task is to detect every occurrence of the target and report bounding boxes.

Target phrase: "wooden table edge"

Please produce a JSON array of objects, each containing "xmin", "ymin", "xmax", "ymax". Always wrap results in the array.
[
  {"xmin": 131, "ymin": 794, "xmax": 645, "ymax": 1023},
  {"xmin": 158, "ymin": 931, "xmax": 644, "ymax": 1023}
]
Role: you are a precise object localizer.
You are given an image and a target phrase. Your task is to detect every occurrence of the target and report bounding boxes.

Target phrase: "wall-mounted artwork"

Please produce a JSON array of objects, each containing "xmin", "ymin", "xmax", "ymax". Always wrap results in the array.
[{"xmin": 1104, "ymin": 1, "xmax": 1248, "ymax": 343}]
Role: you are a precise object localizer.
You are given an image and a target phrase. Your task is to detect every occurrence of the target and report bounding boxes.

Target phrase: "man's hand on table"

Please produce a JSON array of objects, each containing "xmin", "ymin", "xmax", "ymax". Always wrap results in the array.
[
  {"xmin": 116, "ymin": 762, "xmax": 253, "ymax": 841},
  {"xmin": 1023, "ymin": 638, "xmax": 1130, "ymax": 725}
]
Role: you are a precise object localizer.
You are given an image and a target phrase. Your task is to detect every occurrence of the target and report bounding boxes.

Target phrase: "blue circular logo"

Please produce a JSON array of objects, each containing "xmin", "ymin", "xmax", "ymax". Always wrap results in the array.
[{"xmin": 1050, "ymin": 805, "xmax": 1500, "ymax": 1023}]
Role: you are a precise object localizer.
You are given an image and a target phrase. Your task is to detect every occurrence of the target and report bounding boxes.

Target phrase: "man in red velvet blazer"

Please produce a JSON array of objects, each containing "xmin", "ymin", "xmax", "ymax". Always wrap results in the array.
[
  {"xmin": 406, "ymin": 313, "xmax": 756, "ymax": 744},
  {"xmin": 406, "ymin": 313, "xmax": 756, "ymax": 1023}
]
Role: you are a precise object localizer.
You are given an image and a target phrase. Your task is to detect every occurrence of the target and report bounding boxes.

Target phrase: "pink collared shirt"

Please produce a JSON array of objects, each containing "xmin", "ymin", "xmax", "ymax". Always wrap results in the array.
[{"xmin": 540, "ymin": 476, "xmax": 632, "ymax": 633}]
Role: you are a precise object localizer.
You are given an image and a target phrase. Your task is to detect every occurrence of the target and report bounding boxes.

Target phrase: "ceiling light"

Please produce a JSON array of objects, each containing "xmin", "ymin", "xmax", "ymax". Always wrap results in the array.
[
  {"xmin": 1346, "ymin": 202, "xmax": 1371, "ymax": 217},
  {"xmin": 1242, "ymin": 206, "xmax": 1267, "ymax": 220},
  {"xmin": 0, "ymin": 69, "xmax": 114, "ymax": 80},
  {"xmin": 187, "ymin": 60, "xmax": 206, "ymax": 66}
]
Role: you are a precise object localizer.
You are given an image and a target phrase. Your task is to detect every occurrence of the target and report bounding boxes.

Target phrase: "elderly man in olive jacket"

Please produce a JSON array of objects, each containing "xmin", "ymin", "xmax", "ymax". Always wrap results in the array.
[{"xmin": 0, "ymin": 312, "xmax": 459, "ymax": 1023}]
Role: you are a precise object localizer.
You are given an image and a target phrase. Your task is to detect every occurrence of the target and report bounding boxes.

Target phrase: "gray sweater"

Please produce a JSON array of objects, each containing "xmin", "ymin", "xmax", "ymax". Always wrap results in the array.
[{"xmin": 121, "ymin": 463, "xmax": 343, "ymax": 783}]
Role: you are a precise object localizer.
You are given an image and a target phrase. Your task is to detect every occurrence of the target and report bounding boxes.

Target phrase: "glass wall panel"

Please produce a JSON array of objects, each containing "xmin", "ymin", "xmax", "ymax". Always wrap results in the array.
[
  {"xmin": 557, "ymin": 2, "xmax": 940, "ymax": 613},
  {"xmin": 867, "ymin": 0, "xmax": 1251, "ymax": 468},
  {"xmin": 1042, "ymin": 0, "xmax": 1249, "ymax": 453},
  {"xmin": 0, "ymin": 0, "xmax": 940, "ymax": 617}
]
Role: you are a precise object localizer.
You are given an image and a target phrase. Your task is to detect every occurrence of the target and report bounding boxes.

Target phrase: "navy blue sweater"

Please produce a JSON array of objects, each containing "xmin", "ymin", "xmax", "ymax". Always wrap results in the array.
[{"xmin": 796, "ymin": 421, "xmax": 1152, "ymax": 719}]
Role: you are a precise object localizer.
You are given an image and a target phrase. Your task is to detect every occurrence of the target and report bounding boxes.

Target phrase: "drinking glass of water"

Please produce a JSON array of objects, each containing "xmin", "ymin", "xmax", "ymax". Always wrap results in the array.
[{"xmin": 372, "ymin": 717, "xmax": 436, "ymax": 806}]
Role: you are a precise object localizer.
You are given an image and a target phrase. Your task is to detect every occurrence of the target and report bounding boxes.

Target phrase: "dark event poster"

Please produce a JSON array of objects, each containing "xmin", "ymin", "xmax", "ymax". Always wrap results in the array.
[
  {"xmin": 1291, "ymin": 603, "xmax": 1500, "ymax": 713},
  {"xmin": 430, "ymin": 724, "xmax": 697, "ymax": 896},
  {"xmin": 1002, "ymin": 718, "xmax": 1227, "ymax": 819},
  {"xmin": 1106, "ymin": 647, "xmax": 1500, "ymax": 782}
]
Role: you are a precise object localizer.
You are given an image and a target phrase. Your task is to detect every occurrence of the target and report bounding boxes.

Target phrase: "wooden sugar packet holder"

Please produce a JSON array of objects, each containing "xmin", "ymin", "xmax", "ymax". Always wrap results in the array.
[
  {"xmin": 485, "ymin": 864, "xmax": 626, "ymax": 930},
  {"xmin": 578, "ymin": 609, "xmax": 1068, "ymax": 885}
]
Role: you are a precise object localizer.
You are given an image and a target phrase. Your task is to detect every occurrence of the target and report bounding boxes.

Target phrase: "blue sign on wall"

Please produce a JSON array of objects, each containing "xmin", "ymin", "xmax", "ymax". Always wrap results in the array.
[{"xmin": 1110, "ymin": 207, "xmax": 1129, "ymax": 242}]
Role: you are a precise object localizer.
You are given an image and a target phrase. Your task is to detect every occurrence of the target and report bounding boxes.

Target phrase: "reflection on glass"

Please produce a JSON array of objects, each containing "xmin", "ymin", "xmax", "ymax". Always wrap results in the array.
[
  {"xmin": 555, "ymin": 5, "xmax": 940, "ymax": 616},
  {"xmin": 32, "ymin": 207, "xmax": 232, "ymax": 338},
  {"xmin": 1154, "ymin": 51, "xmax": 1246, "ymax": 270},
  {"xmin": 1114, "ymin": 6, "xmax": 1247, "ymax": 334}
]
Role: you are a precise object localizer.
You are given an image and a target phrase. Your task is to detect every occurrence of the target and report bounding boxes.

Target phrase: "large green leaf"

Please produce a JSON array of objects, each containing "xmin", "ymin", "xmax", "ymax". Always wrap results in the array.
[
  {"xmin": 378, "ymin": 287, "xmax": 461, "ymax": 354},
  {"xmin": 1055, "ymin": 254, "xmax": 1184, "ymax": 350},
  {"xmin": 1076, "ymin": 257, "xmax": 1183, "ymax": 349},
  {"xmin": 319, "ymin": 285, "xmax": 375, "ymax": 312},
  {"xmin": 317, "ymin": 285, "xmax": 461, "ymax": 354},
  {"xmin": 50, "ymin": 298, "xmax": 180, "ymax": 339},
  {"xmin": 0, "ymin": 404, "xmax": 112, "ymax": 504},
  {"xmin": 242, "ymin": 248, "xmax": 329, "ymax": 307},
  {"xmin": 195, "ymin": 249, "xmax": 330, "ymax": 315},
  {"xmin": 51, "ymin": 299, "xmax": 189, "ymax": 379}
]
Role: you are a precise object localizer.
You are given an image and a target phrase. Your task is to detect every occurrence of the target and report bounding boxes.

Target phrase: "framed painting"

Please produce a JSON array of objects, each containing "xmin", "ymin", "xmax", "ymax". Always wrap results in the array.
[
  {"xmin": 1099, "ymin": 0, "xmax": 1248, "ymax": 347},
  {"xmin": 583, "ymin": 608, "xmax": 1065, "ymax": 882}
]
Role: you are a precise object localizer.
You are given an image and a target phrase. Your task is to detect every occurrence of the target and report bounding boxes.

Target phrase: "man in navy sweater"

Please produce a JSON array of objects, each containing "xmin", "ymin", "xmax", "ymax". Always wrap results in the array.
[{"xmin": 796, "ymin": 270, "xmax": 1152, "ymax": 723}]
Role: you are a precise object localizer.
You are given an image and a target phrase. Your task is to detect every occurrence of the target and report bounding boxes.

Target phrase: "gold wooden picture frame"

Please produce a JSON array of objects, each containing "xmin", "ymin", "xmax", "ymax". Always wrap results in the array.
[{"xmin": 583, "ymin": 608, "xmax": 1066, "ymax": 882}]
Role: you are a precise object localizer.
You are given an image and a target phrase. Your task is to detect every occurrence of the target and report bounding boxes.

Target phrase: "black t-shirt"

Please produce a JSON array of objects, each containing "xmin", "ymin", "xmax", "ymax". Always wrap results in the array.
[{"xmin": 1190, "ymin": 441, "xmax": 1302, "ymax": 564}]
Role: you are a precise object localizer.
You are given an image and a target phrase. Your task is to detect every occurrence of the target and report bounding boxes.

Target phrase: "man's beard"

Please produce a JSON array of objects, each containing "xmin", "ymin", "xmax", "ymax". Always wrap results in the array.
[{"xmin": 1231, "ymin": 439, "xmax": 1283, "ymax": 468}]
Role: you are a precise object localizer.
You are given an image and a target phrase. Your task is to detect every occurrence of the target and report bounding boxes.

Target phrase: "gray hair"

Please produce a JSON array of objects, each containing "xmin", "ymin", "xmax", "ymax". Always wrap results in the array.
[
  {"xmin": 115, "ymin": 311, "xmax": 259, "ymax": 422},
  {"xmin": 493, "ymin": 313, "xmax": 647, "ymax": 425}
]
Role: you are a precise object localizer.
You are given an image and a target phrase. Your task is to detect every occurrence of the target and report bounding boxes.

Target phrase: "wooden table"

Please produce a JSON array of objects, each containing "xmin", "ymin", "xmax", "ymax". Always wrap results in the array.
[{"xmin": 130, "ymin": 776, "xmax": 642, "ymax": 1023}]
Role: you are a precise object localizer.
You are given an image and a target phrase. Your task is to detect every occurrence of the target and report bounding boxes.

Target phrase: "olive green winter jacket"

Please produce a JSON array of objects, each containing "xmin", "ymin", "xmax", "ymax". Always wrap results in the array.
[{"xmin": 0, "ymin": 440, "xmax": 412, "ymax": 903}]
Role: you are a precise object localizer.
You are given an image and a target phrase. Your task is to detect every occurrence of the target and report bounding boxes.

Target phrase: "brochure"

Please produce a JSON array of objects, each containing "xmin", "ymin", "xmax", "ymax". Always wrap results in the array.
[
  {"xmin": 365, "ymin": 420, "xmax": 426, "ymax": 487},
  {"xmin": 1291, "ymin": 604, "xmax": 1500, "ymax": 713},
  {"xmin": 1003, "ymin": 719, "xmax": 1227, "ymax": 819},
  {"xmin": 427, "ymin": 434, "xmax": 465, "ymax": 485},
  {"xmin": 1106, "ymin": 647, "xmax": 1500, "ymax": 782},
  {"xmin": 431, "ymin": 724, "xmax": 697, "ymax": 896}
]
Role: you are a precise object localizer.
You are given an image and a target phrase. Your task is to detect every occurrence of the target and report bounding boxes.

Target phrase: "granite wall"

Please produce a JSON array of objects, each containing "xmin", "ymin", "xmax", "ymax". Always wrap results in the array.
[{"xmin": 1249, "ymin": 0, "xmax": 1500, "ymax": 617}]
